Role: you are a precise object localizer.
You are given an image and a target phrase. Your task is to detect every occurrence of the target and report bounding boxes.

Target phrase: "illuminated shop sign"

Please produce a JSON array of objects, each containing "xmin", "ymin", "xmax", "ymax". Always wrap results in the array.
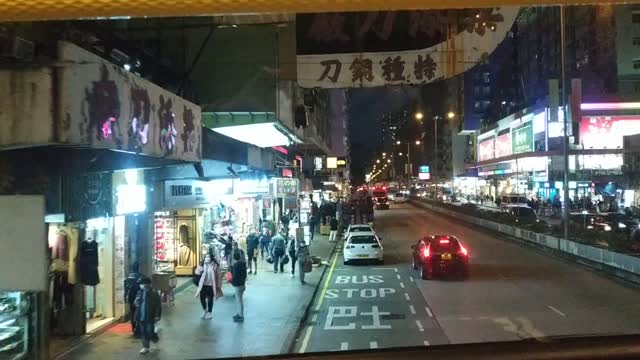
[
  {"xmin": 235, "ymin": 177, "xmax": 269, "ymax": 195},
  {"xmin": 163, "ymin": 180, "xmax": 208, "ymax": 209},
  {"xmin": 495, "ymin": 132, "xmax": 512, "ymax": 158},
  {"xmin": 326, "ymin": 157, "xmax": 338, "ymax": 169},
  {"xmin": 478, "ymin": 137, "xmax": 495, "ymax": 162},
  {"xmin": 511, "ymin": 121, "xmax": 534, "ymax": 154},
  {"xmin": 116, "ymin": 169, "xmax": 146, "ymax": 215},
  {"xmin": 580, "ymin": 116, "xmax": 640, "ymax": 149},
  {"xmin": 419, "ymin": 165, "xmax": 430, "ymax": 173}
]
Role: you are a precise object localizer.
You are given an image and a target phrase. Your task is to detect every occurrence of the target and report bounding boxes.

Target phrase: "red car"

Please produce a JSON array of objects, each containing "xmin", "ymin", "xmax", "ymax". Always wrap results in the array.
[{"xmin": 411, "ymin": 235, "xmax": 470, "ymax": 280}]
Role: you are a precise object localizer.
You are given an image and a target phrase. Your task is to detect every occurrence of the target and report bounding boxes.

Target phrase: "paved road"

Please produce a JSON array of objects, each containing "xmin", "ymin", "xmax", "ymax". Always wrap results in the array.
[{"xmin": 295, "ymin": 202, "xmax": 640, "ymax": 353}]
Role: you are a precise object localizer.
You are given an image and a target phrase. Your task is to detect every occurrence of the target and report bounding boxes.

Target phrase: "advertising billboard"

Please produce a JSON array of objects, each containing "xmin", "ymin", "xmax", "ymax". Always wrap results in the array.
[
  {"xmin": 580, "ymin": 116, "xmax": 640, "ymax": 149},
  {"xmin": 495, "ymin": 132, "xmax": 512, "ymax": 158},
  {"xmin": 512, "ymin": 121, "xmax": 534, "ymax": 154},
  {"xmin": 478, "ymin": 137, "xmax": 495, "ymax": 161}
]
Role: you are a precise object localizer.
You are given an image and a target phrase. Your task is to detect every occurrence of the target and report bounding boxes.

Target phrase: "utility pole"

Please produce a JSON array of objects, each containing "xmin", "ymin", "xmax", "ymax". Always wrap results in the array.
[{"xmin": 560, "ymin": 6, "xmax": 570, "ymax": 243}]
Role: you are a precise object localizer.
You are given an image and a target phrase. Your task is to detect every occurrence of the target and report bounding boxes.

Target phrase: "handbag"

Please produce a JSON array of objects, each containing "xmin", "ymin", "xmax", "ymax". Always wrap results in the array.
[
  {"xmin": 225, "ymin": 271, "xmax": 233, "ymax": 283},
  {"xmin": 266, "ymin": 255, "xmax": 274, "ymax": 264},
  {"xmin": 303, "ymin": 259, "xmax": 312, "ymax": 273},
  {"xmin": 282, "ymin": 255, "xmax": 290, "ymax": 265},
  {"xmin": 192, "ymin": 267, "xmax": 201, "ymax": 286}
]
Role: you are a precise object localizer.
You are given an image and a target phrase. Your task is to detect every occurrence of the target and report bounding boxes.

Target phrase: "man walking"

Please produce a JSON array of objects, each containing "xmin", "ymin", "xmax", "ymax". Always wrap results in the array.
[
  {"xmin": 246, "ymin": 228, "xmax": 260, "ymax": 275},
  {"xmin": 329, "ymin": 216, "xmax": 338, "ymax": 242},
  {"xmin": 270, "ymin": 229, "xmax": 287, "ymax": 273},
  {"xmin": 230, "ymin": 252, "xmax": 247, "ymax": 322},
  {"xmin": 134, "ymin": 278, "xmax": 162, "ymax": 354}
]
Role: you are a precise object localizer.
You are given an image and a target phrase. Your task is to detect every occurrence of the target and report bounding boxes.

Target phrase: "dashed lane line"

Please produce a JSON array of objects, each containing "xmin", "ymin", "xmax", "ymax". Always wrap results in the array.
[
  {"xmin": 409, "ymin": 305, "xmax": 416, "ymax": 314},
  {"xmin": 404, "ymin": 293, "xmax": 411, "ymax": 301},
  {"xmin": 409, "ymin": 276, "xmax": 415, "ymax": 282},
  {"xmin": 424, "ymin": 340, "xmax": 430, "ymax": 346},
  {"xmin": 396, "ymin": 274, "xmax": 401, "ymax": 280},
  {"xmin": 425, "ymin": 306, "xmax": 433, "ymax": 318},
  {"xmin": 340, "ymin": 342, "xmax": 348, "ymax": 350},
  {"xmin": 400, "ymin": 282, "xmax": 405, "ymax": 288},
  {"xmin": 548, "ymin": 305, "xmax": 567, "ymax": 317},
  {"xmin": 415, "ymin": 320, "xmax": 424, "ymax": 332},
  {"xmin": 299, "ymin": 326, "xmax": 313, "ymax": 353}
]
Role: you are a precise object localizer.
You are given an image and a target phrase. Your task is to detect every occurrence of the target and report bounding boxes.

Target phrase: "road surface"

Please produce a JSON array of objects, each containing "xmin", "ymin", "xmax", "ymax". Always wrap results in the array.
[{"xmin": 295, "ymin": 202, "xmax": 640, "ymax": 352}]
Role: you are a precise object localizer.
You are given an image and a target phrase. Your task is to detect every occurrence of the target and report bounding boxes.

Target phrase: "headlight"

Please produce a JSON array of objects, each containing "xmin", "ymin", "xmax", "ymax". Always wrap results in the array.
[
  {"xmin": 604, "ymin": 225, "xmax": 612, "ymax": 231},
  {"xmin": 618, "ymin": 222, "xmax": 627, "ymax": 229}
]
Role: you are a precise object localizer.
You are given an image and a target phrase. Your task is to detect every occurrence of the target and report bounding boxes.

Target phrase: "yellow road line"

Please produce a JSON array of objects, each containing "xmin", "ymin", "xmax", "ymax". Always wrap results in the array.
[
  {"xmin": 315, "ymin": 246, "xmax": 340, "ymax": 311},
  {"xmin": 299, "ymin": 326, "xmax": 313, "ymax": 353}
]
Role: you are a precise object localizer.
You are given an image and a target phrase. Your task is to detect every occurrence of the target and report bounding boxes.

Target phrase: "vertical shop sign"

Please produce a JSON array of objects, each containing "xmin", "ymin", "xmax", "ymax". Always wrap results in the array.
[
  {"xmin": 512, "ymin": 121, "xmax": 534, "ymax": 154},
  {"xmin": 113, "ymin": 215, "xmax": 126, "ymax": 316}
]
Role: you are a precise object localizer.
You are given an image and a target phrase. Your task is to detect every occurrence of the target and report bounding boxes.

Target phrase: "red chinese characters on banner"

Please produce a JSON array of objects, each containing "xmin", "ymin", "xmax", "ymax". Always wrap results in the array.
[
  {"xmin": 478, "ymin": 138, "xmax": 495, "ymax": 161},
  {"xmin": 494, "ymin": 133, "xmax": 512, "ymax": 158}
]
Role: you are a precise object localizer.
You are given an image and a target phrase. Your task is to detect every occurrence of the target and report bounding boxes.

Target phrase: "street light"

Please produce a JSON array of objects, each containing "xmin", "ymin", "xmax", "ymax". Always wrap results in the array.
[
  {"xmin": 387, "ymin": 159, "xmax": 391, "ymax": 163},
  {"xmin": 415, "ymin": 112, "xmax": 424, "ymax": 120},
  {"xmin": 396, "ymin": 140, "xmax": 401, "ymax": 145},
  {"xmin": 382, "ymin": 152, "xmax": 387, "ymax": 156},
  {"xmin": 415, "ymin": 140, "xmax": 421, "ymax": 145},
  {"xmin": 399, "ymin": 152, "xmax": 403, "ymax": 156},
  {"xmin": 447, "ymin": 111, "xmax": 455, "ymax": 119},
  {"xmin": 376, "ymin": 159, "xmax": 380, "ymax": 163}
]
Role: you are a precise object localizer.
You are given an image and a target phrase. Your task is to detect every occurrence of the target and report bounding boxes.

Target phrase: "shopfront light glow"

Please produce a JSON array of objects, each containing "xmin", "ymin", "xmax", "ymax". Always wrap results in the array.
[
  {"xmin": 580, "ymin": 102, "xmax": 640, "ymax": 111},
  {"xmin": 213, "ymin": 122, "xmax": 290, "ymax": 148},
  {"xmin": 116, "ymin": 184, "xmax": 146, "ymax": 214}
]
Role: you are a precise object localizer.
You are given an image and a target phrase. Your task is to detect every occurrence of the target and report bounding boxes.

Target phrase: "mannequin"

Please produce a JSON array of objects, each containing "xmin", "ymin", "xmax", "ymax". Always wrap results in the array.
[{"xmin": 178, "ymin": 224, "xmax": 195, "ymax": 267}]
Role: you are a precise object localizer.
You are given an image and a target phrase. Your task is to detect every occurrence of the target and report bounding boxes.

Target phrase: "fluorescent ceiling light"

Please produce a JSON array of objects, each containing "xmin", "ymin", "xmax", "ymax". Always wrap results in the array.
[
  {"xmin": 213, "ymin": 122, "xmax": 290, "ymax": 148},
  {"xmin": 581, "ymin": 102, "xmax": 640, "ymax": 111}
]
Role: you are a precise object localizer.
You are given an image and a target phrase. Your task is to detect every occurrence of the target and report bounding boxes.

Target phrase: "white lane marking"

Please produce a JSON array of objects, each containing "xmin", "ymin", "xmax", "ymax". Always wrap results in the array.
[
  {"xmin": 299, "ymin": 326, "xmax": 313, "ymax": 353},
  {"xmin": 415, "ymin": 319, "xmax": 424, "ymax": 332},
  {"xmin": 396, "ymin": 274, "xmax": 401, "ymax": 280},
  {"xmin": 404, "ymin": 293, "xmax": 411, "ymax": 301},
  {"xmin": 400, "ymin": 282, "xmax": 405, "ymax": 288},
  {"xmin": 409, "ymin": 276, "xmax": 415, "ymax": 282},
  {"xmin": 312, "ymin": 314, "xmax": 318, "ymax": 322},
  {"xmin": 340, "ymin": 342, "xmax": 349, "ymax": 350},
  {"xmin": 372, "ymin": 268, "xmax": 394, "ymax": 270},
  {"xmin": 425, "ymin": 306, "xmax": 433, "ymax": 318},
  {"xmin": 409, "ymin": 305, "xmax": 416, "ymax": 314},
  {"xmin": 548, "ymin": 305, "xmax": 567, "ymax": 317},
  {"xmin": 369, "ymin": 341, "xmax": 378, "ymax": 349},
  {"xmin": 423, "ymin": 340, "xmax": 430, "ymax": 346},
  {"xmin": 394, "ymin": 268, "xmax": 398, "ymax": 272}
]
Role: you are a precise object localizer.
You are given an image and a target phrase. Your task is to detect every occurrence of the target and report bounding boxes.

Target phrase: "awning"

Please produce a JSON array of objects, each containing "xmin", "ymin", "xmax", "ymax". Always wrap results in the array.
[{"xmin": 202, "ymin": 112, "xmax": 301, "ymax": 148}]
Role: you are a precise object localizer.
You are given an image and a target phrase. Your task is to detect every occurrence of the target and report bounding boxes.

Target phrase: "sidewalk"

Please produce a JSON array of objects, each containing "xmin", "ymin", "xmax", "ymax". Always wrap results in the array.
[{"xmin": 56, "ymin": 235, "xmax": 336, "ymax": 360}]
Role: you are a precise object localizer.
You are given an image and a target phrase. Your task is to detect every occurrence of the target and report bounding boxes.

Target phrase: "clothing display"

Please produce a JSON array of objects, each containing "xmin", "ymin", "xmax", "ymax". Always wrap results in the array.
[
  {"xmin": 0, "ymin": 291, "xmax": 30, "ymax": 359},
  {"xmin": 77, "ymin": 240, "xmax": 100, "ymax": 286},
  {"xmin": 52, "ymin": 231, "xmax": 69, "ymax": 261}
]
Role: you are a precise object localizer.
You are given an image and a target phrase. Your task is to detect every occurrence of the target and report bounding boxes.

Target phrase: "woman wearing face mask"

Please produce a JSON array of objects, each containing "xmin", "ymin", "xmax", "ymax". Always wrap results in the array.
[{"xmin": 194, "ymin": 254, "xmax": 219, "ymax": 319}]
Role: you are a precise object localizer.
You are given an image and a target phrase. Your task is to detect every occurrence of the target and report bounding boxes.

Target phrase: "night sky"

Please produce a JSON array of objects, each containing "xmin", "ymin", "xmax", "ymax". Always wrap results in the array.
[{"xmin": 349, "ymin": 86, "xmax": 420, "ymax": 184}]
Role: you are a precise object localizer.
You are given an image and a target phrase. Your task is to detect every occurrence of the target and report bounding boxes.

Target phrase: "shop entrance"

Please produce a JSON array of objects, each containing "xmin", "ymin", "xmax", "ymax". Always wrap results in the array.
[
  {"xmin": 154, "ymin": 210, "xmax": 199, "ymax": 276},
  {"xmin": 83, "ymin": 217, "xmax": 114, "ymax": 333}
]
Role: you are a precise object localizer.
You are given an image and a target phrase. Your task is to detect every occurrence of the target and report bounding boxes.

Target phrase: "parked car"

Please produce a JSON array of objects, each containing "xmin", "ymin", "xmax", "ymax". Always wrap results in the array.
[
  {"xmin": 507, "ymin": 205, "xmax": 539, "ymax": 225},
  {"xmin": 344, "ymin": 231, "xmax": 384, "ymax": 264}
]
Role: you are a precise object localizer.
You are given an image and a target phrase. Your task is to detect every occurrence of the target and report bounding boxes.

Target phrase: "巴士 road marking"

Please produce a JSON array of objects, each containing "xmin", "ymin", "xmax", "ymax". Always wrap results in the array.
[
  {"xmin": 409, "ymin": 305, "xmax": 416, "ymax": 314},
  {"xmin": 369, "ymin": 341, "xmax": 378, "ymax": 349},
  {"xmin": 400, "ymin": 282, "xmax": 405, "ymax": 288},
  {"xmin": 299, "ymin": 326, "xmax": 313, "ymax": 353},
  {"xmin": 548, "ymin": 305, "xmax": 566, "ymax": 317},
  {"xmin": 340, "ymin": 342, "xmax": 348, "ymax": 350},
  {"xmin": 396, "ymin": 274, "xmax": 401, "ymax": 279},
  {"xmin": 404, "ymin": 293, "xmax": 411, "ymax": 301},
  {"xmin": 409, "ymin": 276, "xmax": 415, "ymax": 282},
  {"xmin": 415, "ymin": 319, "xmax": 424, "ymax": 332},
  {"xmin": 423, "ymin": 340, "xmax": 430, "ymax": 346},
  {"xmin": 425, "ymin": 306, "xmax": 433, "ymax": 318}
]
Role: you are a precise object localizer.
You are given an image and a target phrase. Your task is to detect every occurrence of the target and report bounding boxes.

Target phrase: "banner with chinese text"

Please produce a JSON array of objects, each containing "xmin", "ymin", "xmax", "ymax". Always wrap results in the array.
[{"xmin": 296, "ymin": 8, "xmax": 519, "ymax": 88}]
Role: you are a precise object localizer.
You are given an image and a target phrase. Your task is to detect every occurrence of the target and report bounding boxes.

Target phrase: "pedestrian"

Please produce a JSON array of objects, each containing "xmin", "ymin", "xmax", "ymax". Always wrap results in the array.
[
  {"xmin": 270, "ymin": 229, "xmax": 287, "ymax": 273},
  {"xmin": 230, "ymin": 241, "xmax": 246, "ymax": 266},
  {"xmin": 134, "ymin": 277, "xmax": 162, "ymax": 354},
  {"xmin": 230, "ymin": 252, "xmax": 247, "ymax": 322},
  {"xmin": 124, "ymin": 262, "xmax": 143, "ymax": 337},
  {"xmin": 246, "ymin": 228, "xmax": 260, "ymax": 274},
  {"xmin": 280, "ymin": 212, "xmax": 290, "ymax": 236},
  {"xmin": 329, "ymin": 216, "xmax": 338, "ymax": 242},
  {"xmin": 259, "ymin": 227, "xmax": 272, "ymax": 259},
  {"xmin": 288, "ymin": 235, "xmax": 298, "ymax": 277},
  {"xmin": 297, "ymin": 241, "xmax": 310, "ymax": 285},
  {"xmin": 194, "ymin": 253, "xmax": 219, "ymax": 319}
]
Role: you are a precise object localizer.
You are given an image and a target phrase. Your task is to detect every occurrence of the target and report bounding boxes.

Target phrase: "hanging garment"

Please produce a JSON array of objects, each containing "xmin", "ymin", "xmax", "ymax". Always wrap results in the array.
[
  {"xmin": 77, "ymin": 241, "xmax": 100, "ymax": 286},
  {"xmin": 52, "ymin": 231, "xmax": 69, "ymax": 261}
]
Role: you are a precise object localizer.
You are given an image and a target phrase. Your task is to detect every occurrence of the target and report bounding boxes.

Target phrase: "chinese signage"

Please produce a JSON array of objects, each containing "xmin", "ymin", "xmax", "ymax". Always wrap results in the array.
[
  {"xmin": 419, "ymin": 165, "xmax": 430, "ymax": 173},
  {"xmin": 511, "ymin": 121, "xmax": 534, "ymax": 154},
  {"xmin": 296, "ymin": 8, "xmax": 519, "ymax": 88},
  {"xmin": 274, "ymin": 178, "xmax": 299, "ymax": 198},
  {"xmin": 418, "ymin": 173, "xmax": 431, "ymax": 180},
  {"xmin": 580, "ymin": 116, "xmax": 640, "ymax": 149},
  {"xmin": 495, "ymin": 132, "xmax": 512, "ymax": 158},
  {"xmin": 163, "ymin": 180, "xmax": 208, "ymax": 209},
  {"xmin": 58, "ymin": 42, "xmax": 202, "ymax": 162},
  {"xmin": 477, "ymin": 137, "xmax": 495, "ymax": 161}
]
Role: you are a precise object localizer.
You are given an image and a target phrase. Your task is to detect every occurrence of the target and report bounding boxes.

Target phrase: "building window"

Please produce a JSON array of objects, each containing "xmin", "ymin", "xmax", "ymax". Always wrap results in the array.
[
  {"xmin": 633, "ymin": 12, "xmax": 640, "ymax": 23},
  {"xmin": 634, "ymin": 59, "xmax": 640, "ymax": 69},
  {"xmin": 634, "ymin": 37, "xmax": 640, "ymax": 46}
]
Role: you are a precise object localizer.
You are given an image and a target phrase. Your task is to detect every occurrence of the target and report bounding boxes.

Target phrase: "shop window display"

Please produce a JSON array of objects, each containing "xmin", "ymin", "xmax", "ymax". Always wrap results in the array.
[
  {"xmin": 0, "ymin": 291, "xmax": 33, "ymax": 359},
  {"xmin": 154, "ymin": 210, "xmax": 198, "ymax": 276}
]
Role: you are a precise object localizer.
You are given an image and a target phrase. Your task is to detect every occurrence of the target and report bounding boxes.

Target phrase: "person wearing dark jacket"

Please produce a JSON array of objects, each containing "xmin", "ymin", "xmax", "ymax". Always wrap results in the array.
[
  {"xmin": 125, "ymin": 263, "xmax": 144, "ymax": 337},
  {"xmin": 288, "ymin": 237, "xmax": 297, "ymax": 277},
  {"xmin": 270, "ymin": 231, "xmax": 287, "ymax": 273},
  {"xmin": 134, "ymin": 278, "xmax": 162, "ymax": 354},
  {"xmin": 246, "ymin": 228, "xmax": 260, "ymax": 275},
  {"xmin": 329, "ymin": 217, "xmax": 339, "ymax": 242},
  {"xmin": 230, "ymin": 252, "xmax": 247, "ymax": 322}
]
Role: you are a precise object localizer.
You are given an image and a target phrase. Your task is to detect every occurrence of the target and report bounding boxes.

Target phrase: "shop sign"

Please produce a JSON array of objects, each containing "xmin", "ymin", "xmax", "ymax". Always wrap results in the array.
[
  {"xmin": 275, "ymin": 178, "xmax": 299, "ymax": 198},
  {"xmin": 478, "ymin": 137, "xmax": 495, "ymax": 161},
  {"xmin": 337, "ymin": 157, "xmax": 347, "ymax": 166},
  {"xmin": 511, "ymin": 121, "xmax": 534, "ymax": 154},
  {"xmin": 115, "ymin": 169, "xmax": 146, "ymax": 215},
  {"xmin": 58, "ymin": 42, "xmax": 202, "ymax": 162},
  {"xmin": 580, "ymin": 116, "xmax": 640, "ymax": 149},
  {"xmin": 327, "ymin": 157, "xmax": 338, "ymax": 169},
  {"xmin": 314, "ymin": 157, "xmax": 323, "ymax": 170},
  {"xmin": 419, "ymin": 165, "xmax": 430, "ymax": 173},
  {"xmin": 235, "ymin": 177, "xmax": 269, "ymax": 195},
  {"xmin": 282, "ymin": 168, "xmax": 293, "ymax": 178},
  {"xmin": 495, "ymin": 132, "xmax": 512, "ymax": 158},
  {"xmin": 164, "ymin": 180, "xmax": 208, "ymax": 209},
  {"xmin": 418, "ymin": 173, "xmax": 431, "ymax": 180}
]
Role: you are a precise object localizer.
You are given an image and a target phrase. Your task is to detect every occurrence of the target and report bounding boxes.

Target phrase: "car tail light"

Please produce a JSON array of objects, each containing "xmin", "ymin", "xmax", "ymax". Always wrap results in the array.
[
  {"xmin": 459, "ymin": 244, "xmax": 468, "ymax": 256},
  {"xmin": 439, "ymin": 239, "xmax": 450, "ymax": 244},
  {"xmin": 423, "ymin": 244, "xmax": 430, "ymax": 258}
]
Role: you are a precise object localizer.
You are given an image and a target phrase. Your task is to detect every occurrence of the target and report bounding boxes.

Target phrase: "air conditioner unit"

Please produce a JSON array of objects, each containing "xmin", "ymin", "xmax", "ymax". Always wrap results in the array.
[{"xmin": 0, "ymin": 35, "xmax": 35, "ymax": 61}]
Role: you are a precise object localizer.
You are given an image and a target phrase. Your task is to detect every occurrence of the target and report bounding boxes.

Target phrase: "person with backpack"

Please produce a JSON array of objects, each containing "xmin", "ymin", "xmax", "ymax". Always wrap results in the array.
[
  {"xmin": 194, "ymin": 253, "xmax": 219, "ymax": 319},
  {"xmin": 246, "ymin": 228, "xmax": 260, "ymax": 275},
  {"xmin": 230, "ymin": 252, "xmax": 247, "ymax": 322},
  {"xmin": 134, "ymin": 277, "xmax": 162, "ymax": 354},
  {"xmin": 270, "ymin": 229, "xmax": 287, "ymax": 273},
  {"xmin": 124, "ymin": 262, "xmax": 144, "ymax": 337}
]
